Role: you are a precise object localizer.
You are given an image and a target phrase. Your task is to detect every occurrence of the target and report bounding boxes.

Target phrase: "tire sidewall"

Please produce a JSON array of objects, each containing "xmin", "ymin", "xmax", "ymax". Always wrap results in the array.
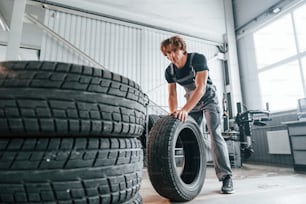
[{"xmin": 170, "ymin": 117, "xmax": 207, "ymax": 198}]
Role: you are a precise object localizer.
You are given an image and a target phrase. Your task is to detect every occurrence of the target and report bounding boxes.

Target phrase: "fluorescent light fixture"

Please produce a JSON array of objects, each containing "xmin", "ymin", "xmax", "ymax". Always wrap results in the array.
[{"xmin": 272, "ymin": 7, "xmax": 281, "ymax": 14}]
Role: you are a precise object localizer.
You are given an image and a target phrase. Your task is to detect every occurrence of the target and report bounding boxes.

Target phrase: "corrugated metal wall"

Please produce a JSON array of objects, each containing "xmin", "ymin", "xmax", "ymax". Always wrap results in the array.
[
  {"xmin": 41, "ymin": 9, "xmax": 142, "ymax": 82},
  {"xmin": 40, "ymin": 7, "xmax": 222, "ymax": 113}
]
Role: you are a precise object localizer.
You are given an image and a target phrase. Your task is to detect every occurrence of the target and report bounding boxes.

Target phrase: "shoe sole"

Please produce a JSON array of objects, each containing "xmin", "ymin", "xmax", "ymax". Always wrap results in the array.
[{"xmin": 220, "ymin": 190, "xmax": 235, "ymax": 194}]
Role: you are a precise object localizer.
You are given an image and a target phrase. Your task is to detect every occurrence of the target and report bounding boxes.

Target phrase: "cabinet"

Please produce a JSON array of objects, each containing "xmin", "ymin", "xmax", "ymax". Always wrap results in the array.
[{"xmin": 284, "ymin": 121, "xmax": 306, "ymax": 172}]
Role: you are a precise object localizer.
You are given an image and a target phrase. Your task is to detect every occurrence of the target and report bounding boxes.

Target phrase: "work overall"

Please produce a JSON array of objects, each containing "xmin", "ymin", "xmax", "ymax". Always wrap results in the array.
[{"xmin": 170, "ymin": 53, "xmax": 232, "ymax": 181}]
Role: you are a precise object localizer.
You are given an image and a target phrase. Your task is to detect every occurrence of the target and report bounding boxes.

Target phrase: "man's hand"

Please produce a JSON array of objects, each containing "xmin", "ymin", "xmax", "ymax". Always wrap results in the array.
[{"xmin": 170, "ymin": 109, "xmax": 188, "ymax": 122}]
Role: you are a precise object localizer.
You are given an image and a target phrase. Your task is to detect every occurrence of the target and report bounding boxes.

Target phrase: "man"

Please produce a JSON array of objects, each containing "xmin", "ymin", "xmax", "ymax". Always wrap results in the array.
[{"xmin": 161, "ymin": 35, "xmax": 234, "ymax": 194}]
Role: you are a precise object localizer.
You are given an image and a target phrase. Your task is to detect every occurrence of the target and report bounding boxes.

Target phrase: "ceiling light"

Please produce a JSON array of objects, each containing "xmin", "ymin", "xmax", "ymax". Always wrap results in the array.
[{"xmin": 272, "ymin": 7, "xmax": 281, "ymax": 14}]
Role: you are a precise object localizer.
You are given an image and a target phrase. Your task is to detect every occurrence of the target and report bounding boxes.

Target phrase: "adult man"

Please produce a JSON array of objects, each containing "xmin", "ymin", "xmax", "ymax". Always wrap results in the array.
[{"xmin": 161, "ymin": 35, "xmax": 234, "ymax": 194}]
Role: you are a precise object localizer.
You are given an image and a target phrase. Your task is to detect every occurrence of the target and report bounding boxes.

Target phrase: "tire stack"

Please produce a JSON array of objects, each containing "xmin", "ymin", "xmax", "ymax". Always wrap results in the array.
[{"xmin": 0, "ymin": 61, "xmax": 148, "ymax": 204}]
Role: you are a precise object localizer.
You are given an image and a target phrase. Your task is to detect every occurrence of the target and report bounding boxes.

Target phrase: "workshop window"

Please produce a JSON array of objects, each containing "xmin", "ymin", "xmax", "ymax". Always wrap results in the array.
[
  {"xmin": 294, "ymin": 4, "xmax": 306, "ymax": 53},
  {"xmin": 253, "ymin": 3, "xmax": 306, "ymax": 111},
  {"xmin": 258, "ymin": 61, "xmax": 304, "ymax": 111},
  {"xmin": 303, "ymin": 57, "xmax": 306, "ymax": 87},
  {"xmin": 254, "ymin": 14, "xmax": 296, "ymax": 69}
]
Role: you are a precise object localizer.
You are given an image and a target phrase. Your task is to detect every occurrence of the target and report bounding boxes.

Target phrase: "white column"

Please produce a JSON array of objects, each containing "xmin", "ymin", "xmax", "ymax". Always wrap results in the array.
[
  {"xmin": 223, "ymin": 0, "xmax": 243, "ymax": 116},
  {"xmin": 6, "ymin": 0, "xmax": 27, "ymax": 60}
]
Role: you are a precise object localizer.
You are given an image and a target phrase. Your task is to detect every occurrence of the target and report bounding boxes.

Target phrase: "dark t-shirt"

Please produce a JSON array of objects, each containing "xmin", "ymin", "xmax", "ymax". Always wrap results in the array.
[{"xmin": 165, "ymin": 52, "xmax": 218, "ymax": 111}]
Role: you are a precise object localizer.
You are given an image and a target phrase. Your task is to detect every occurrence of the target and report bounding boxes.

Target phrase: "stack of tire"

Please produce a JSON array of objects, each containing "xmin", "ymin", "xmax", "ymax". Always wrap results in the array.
[{"xmin": 0, "ymin": 61, "xmax": 147, "ymax": 204}]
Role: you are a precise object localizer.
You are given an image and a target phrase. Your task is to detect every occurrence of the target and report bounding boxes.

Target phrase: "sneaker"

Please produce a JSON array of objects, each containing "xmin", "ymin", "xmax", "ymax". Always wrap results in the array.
[{"xmin": 221, "ymin": 175, "xmax": 234, "ymax": 194}]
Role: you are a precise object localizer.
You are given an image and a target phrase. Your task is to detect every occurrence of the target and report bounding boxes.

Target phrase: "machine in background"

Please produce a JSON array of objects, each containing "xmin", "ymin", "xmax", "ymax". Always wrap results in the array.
[{"xmin": 222, "ymin": 101, "xmax": 271, "ymax": 167}]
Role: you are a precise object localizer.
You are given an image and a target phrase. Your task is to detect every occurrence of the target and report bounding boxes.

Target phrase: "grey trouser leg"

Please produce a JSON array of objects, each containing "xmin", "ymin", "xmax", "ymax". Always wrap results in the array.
[{"xmin": 190, "ymin": 103, "xmax": 232, "ymax": 181}]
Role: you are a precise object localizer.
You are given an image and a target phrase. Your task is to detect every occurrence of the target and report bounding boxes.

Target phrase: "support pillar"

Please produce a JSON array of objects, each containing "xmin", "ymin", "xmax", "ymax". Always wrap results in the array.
[{"xmin": 6, "ymin": 0, "xmax": 26, "ymax": 60}]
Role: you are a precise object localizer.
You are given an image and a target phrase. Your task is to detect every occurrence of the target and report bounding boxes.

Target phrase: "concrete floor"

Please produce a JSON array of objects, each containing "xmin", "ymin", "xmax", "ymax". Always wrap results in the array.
[{"xmin": 140, "ymin": 163, "xmax": 306, "ymax": 204}]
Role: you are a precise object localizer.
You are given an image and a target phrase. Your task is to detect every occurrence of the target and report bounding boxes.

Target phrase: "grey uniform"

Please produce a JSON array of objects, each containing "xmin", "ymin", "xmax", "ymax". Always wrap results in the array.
[{"xmin": 165, "ymin": 52, "xmax": 232, "ymax": 181}]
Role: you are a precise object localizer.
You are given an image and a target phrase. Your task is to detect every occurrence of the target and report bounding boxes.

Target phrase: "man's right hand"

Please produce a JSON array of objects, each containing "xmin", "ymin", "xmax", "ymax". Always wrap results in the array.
[{"xmin": 170, "ymin": 109, "xmax": 188, "ymax": 122}]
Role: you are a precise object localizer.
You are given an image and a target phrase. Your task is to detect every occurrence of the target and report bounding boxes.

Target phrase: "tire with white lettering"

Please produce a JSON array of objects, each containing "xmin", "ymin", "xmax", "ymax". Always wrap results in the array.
[
  {"xmin": 147, "ymin": 116, "xmax": 206, "ymax": 202},
  {"xmin": 0, "ymin": 61, "xmax": 148, "ymax": 137},
  {"xmin": 0, "ymin": 137, "xmax": 143, "ymax": 204}
]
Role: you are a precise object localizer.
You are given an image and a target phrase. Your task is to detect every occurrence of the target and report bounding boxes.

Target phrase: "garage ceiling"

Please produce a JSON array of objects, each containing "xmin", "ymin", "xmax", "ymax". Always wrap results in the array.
[
  {"xmin": 3, "ymin": 0, "xmax": 293, "ymax": 44},
  {"xmin": 32, "ymin": 0, "xmax": 227, "ymax": 42},
  {"xmin": 233, "ymin": 0, "xmax": 284, "ymax": 29}
]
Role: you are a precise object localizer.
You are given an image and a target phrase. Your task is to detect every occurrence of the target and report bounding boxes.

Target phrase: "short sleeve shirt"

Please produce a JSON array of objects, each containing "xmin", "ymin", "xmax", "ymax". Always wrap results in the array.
[
  {"xmin": 164, "ymin": 52, "xmax": 218, "ymax": 111},
  {"xmin": 165, "ymin": 53, "xmax": 209, "ymax": 84}
]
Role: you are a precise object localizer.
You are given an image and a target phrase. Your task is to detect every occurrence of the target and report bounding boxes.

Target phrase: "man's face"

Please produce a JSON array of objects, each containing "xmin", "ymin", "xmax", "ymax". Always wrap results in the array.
[{"xmin": 164, "ymin": 45, "xmax": 185, "ymax": 65}]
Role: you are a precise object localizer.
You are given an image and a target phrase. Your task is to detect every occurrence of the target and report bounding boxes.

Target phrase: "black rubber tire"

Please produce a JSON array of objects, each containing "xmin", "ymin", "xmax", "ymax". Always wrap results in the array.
[
  {"xmin": 0, "ymin": 137, "xmax": 143, "ymax": 204},
  {"xmin": 139, "ymin": 114, "xmax": 164, "ymax": 148},
  {"xmin": 148, "ymin": 114, "xmax": 164, "ymax": 132},
  {"xmin": 147, "ymin": 116, "xmax": 207, "ymax": 202},
  {"xmin": 0, "ymin": 61, "xmax": 148, "ymax": 137},
  {"xmin": 123, "ymin": 193, "xmax": 143, "ymax": 204},
  {"xmin": 139, "ymin": 114, "xmax": 164, "ymax": 167}
]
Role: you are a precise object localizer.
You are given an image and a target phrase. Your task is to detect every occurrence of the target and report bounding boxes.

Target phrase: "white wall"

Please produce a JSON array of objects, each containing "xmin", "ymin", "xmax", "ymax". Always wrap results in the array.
[
  {"xmin": 237, "ymin": 35, "xmax": 262, "ymax": 110},
  {"xmin": 1, "ymin": 0, "xmax": 240, "ymax": 116},
  {"xmin": 40, "ymin": 7, "xmax": 221, "ymax": 113}
]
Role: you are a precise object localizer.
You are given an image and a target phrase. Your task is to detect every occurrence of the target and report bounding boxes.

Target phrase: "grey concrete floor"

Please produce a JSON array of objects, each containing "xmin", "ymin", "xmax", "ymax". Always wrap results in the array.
[{"xmin": 140, "ymin": 163, "xmax": 306, "ymax": 204}]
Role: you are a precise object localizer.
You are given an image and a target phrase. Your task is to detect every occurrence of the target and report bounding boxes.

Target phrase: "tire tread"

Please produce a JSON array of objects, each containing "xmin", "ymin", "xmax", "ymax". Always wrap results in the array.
[{"xmin": 0, "ymin": 137, "xmax": 143, "ymax": 203}]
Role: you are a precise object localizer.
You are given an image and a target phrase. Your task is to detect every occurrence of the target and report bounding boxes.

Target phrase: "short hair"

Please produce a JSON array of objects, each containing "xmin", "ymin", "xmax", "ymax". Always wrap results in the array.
[{"xmin": 160, "ymin": 35, "xmax": 187, "ymax": 56}]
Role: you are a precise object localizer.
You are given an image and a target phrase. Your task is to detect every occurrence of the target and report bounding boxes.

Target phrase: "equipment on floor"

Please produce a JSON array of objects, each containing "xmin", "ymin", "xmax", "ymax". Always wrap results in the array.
[
  {"xmin": 235, "ymin": 102, "xmax": 271, "ymax": 160},
  {"xmin": 222, "ymin": 131, "xmax": 241, "ymax": 168},
  {"xmin": 222, "ymin": 101, "xmax": 271, "ymax": 165}
]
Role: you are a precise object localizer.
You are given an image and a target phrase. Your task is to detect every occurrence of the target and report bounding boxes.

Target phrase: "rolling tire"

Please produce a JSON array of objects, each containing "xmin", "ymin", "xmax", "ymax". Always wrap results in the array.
[
  {"xmin": 147, "ymin": 116, "xmax": 206, "ymax": 202},
  {"xmin": 0, "ymin": 137, "xmax": 143, "ymax": 204},
  {"xmin": 0, "ymin": 61, "xmax": 148, "ymax": 137}
]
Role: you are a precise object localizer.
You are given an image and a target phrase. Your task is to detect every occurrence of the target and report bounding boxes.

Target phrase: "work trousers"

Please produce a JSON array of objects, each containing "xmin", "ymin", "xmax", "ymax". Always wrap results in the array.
[{"xmin": 189, "ymin": 103, "xmax": 232, "ymax": 181}]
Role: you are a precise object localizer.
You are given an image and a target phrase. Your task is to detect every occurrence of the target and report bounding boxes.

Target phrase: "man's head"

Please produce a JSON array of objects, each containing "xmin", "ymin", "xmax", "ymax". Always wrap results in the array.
[{"xmin": 160, "ymin": 35, "xmax": 187, "ymax": 56}]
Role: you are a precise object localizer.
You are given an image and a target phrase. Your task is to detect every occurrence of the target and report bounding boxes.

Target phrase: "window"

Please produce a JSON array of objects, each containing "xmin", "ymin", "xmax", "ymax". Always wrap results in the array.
[
  {"xmin": 254, "ymin": 14, "xmax": 296, "ymax": 69},
  {"xmin": 259, "ymin": 61, "xmax": 304, "ymax": 110},
  {"xmin": 302, "ymin": 57, "xmax": 306, "ymax": 88},
  {"xmin": 253, "ymin": 3, "xmax": 306, "ymax": 111},
  {"xmin": 293, "ymin": 4, "xmax": 306, "ymax": 53}
]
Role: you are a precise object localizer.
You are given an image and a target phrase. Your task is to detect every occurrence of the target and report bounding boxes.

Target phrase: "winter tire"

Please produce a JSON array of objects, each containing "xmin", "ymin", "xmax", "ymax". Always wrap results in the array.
[
  {"xmin": 0, "ymin": 61, "xmax": 148, "ymax": 137},
  {"xmin": 147, "ymin": 116, "xmax": 207, "ymax": 202},
  {"xmin": 123, "ymin": 193, "xmax": 143, "ymax": 204},
  {"xmin": 0, "ymin": 137, "xmax": 143, "ymax": 204}
]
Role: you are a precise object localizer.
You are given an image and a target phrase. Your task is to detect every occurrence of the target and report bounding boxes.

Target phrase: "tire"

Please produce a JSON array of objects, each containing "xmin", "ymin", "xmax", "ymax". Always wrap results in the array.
[
  {"xmin": 139, "ymin": 114, "xmax": 164, "ymax": 167},
  {"xmin": 0, "ymin": 61, "xmax": 148, "ymax": 137},
  {"xmin": 123, "ymin": 193, "xmax": 143, "ymax": 204},
  {"xmin": 139, "ymin": 114, "xmax": 164, "ymax": 148},
  {"xmin": 0, "ymin": 137, "xmax": 143, "ymax": 204},
  {"xmin": 147, "ymin": 116, "xmax": 206, "ymax": 202},
  {"xmin": 147, "ymin": 114, "xmax": 164, "ymax": 132}
]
